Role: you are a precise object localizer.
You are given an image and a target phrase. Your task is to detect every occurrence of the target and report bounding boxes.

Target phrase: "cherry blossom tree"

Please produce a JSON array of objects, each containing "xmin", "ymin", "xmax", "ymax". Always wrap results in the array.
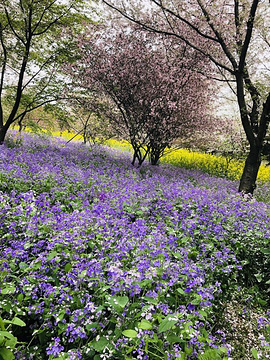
[
  {"xmin": 102, "ymin": 0, "xmax": 270, "ymax": 194},
  {"xmin": 67, "ymin": 24, "xmax": 213, "ymax": 165}
]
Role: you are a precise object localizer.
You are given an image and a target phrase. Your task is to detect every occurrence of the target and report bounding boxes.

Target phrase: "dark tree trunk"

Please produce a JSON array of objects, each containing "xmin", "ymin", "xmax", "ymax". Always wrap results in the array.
[
  {"xmin": 131, "ymin": 146, "xmax": 142, "ymax": 166},
  {"xmin": 131, "ymin": 151, "xmax": 137, "ymax": 166},
  {"xmin": 239, "ymin": 94, "xmax": 270, "ymax": 195},
  {"xmin": 150, "ymin": 151, "xmax": 161, "ymax": 165},
  {"xmin": 0, "ymin": 125, "xmax": 8, "ymax": 145},
  {"xmin": 238, "ymin": 145, "xmax": 261, "ymax": 194}
]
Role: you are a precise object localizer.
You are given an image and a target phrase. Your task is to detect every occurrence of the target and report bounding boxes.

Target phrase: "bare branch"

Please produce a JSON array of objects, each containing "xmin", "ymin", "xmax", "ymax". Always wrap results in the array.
[{"xmin": 12, "ymin": 97, "xmax": 60, "ymax": 123}]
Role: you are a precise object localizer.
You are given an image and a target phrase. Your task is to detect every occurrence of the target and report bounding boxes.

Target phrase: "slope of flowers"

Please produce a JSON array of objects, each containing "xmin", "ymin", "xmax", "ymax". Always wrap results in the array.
[
  {"xmin": 0, "ymin": 132, "xmax": 269, "ymax": 360},
  {"xmin": 12, "ymin": 129, "xmax": 270, "ymax": 185}
]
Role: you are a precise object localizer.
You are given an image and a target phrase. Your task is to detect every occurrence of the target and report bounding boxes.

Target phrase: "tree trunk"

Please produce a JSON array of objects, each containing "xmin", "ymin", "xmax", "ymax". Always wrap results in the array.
[
  {"xmin": 149, "ymin": 150, "xmax": 160, "ymax": 165},
  {"xmin": 238, "ymin": 145, "xmax": 261, "ymax": 194},
  {"xmin": 0, "ymin": 125, "xmax": 8, "ymax": 145}
]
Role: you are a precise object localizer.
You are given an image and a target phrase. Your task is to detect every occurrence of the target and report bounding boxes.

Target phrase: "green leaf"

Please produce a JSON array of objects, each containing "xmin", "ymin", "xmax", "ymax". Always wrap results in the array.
[
  {"xmin": 260, "ymin": 248, "xmax": 270, "ymax": 255},
  {"xmin": 64, "ymin": 263, "xmax": 72, "ymax": 273},
  {"xmin": 5, "ymin": 335, "xmax": 17, "ymax": 349},
  {"xmin": 185, "ymin": 345, "xmax": 193, "ymax": 356},
  {"xmin": 91, "ymin": 337, "xmax": 109, "ymax": 352},
  {"xmin": 198, "ymin": 348, "xmax": 221, "ymax": 360},
  {"xmin": 184, "ymin": 322, "xmax": 193, "ymax": 331},
  {"xmin": 158, "ymin": 315, "xmax": 178, "ymax": 333},
  {"xmin": 122, "ymin": 329, "xmax": 138, "ymax": 338},
  {"xmin": 17, "ymin": 293, "xmax": 24, "ymax": 302},
  {"xmin": 79, "ymin": 270, "xmax": 87, "ymax": 278},
  {"xmin": 191, "ymin": 296, "xmax": 201, "ymax": 305},
  {"xmin": 0, "ymin": 332, "xmax": 16, "ymax": 341},
  {"xmin": 257, "ymin": 298, "xmax": 267, "ymax": 306},
  {"xmin": 54, "ymin": 355, "xmax": 68, "ymax": 360},
  {"xmin": 167, "ymin": 335, "xmax": 183, "ymax": 344},
  {"xmin": 107, "ymin": 295, "xmax": 129, "ymax": 311},
  {"xmin": 19, "ymin": 262, "xmax": 28, "ymax": 270},
  {"xmin": 138, "ymin": 319, "xmax": 152, "ymax": 330},
  {"xmin": 32, "ymin": 261, "xmax": 41, "ymax": 270},
  {"xmin": 219, "ymin": 346, "xmax": 228, "ymax": 354},
  {"xmin": 47, "ymin": 251, "xmax": 58, "ymax": 261},
  {"xmin": 86, "ymin": 322, "xmax": 99, "ymax": 331},
  {"xmin": 55, "ymin": 310, "xmax": 66, "ymax": 322},
  {"xmin": 255, "ymin": 273, "xmax": 263, "ymax": 282},
  {"xmin": 0, "ymin": 347, "xmax": 15, "ymax": 360},
  {"xmin": 115, "ymin": 296, "xmax": 129, "ymax": 308},
  {"xmin": 198, "ymin": 310, "xmax": 208, "ymax": 318},
  {"xmin": 1, "ymin": 286, "xmax": 16, "ymax": 295},
  {"xmin": 176, "ymin": 288, "xmax": 185, "ymax": 295},
  {"xmin": 11, "ymin": 317, "xmax": 26, "ymax": 327},
  {"xmin": 251, "ymin": 348, "xmax": 259, "ymax": 359},
  {"xmin": 143, "ymin": 296, "xmax": 158, "ymax": 305}
]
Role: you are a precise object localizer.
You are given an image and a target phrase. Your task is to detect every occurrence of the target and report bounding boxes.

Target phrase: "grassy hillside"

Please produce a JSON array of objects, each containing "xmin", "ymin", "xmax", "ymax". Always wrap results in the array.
[{"xmin": 0, "ymin": 131, "xmax": 269, "ymax": 360}]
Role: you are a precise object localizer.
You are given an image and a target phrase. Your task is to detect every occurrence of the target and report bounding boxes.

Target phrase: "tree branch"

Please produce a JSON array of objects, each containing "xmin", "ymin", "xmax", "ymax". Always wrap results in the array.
[
  {"xmin": 0, "ymin": 22, "xmax": 7, "ymax": 127},
  {"xmin": 12, "ymin": 97, "xmax": 60, "ymax": 123},
  {"xmin": 243, "ymin": 66, "xmax": 261, "ymax": 134},
  {"xmin": 234, "ymin": 0, "xmax": 243, "ymax": 51},
  {"xmin": 151, "ymin": 0, "xmax": 219, "ymax": 43},
  {"xmin": 196, "ymin": 0, "xmax": 238, "ymax": 70},
  {"xmin": 258, "ymin": 92, "xmax": 270, "ymax": 143},
  {"xmin": 33, "ymin": 5, "xmax": 73, "ymax": 36},
  {"xmin": 102, "ymin": 0, "xmax": 235, "ymax": 74},
  {"xmin": 22, "ymin": 55, "xmax": 55, "ymax": 91},
  {"xmin": 239, "ymin": 0, "xmax": 259, "ymax": 72},
  {"xmin": 32, "ymin": 0, "xmax": 58, "ymax": 35},
  {"xmin": 4, "ymin": 7, "xmax": 26, "ymax": 45}
]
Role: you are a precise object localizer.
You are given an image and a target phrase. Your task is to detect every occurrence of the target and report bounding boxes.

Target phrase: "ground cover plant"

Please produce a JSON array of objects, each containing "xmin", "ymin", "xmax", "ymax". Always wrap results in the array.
[{"xmin": 0, "ymin": 131, "xmax": 270, "ymax": 360}]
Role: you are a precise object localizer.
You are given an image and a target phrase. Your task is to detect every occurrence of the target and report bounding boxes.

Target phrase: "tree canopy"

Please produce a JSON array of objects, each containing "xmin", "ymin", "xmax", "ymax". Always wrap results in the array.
[
  {"xmin": 0, "ymin": 0, "xmax": 93, "ymax": 143},
  {"xmin": 102, "ymin": 0, "xmax": 270, "ymax": 194},
  {"xmin": 66, "ymin": 23, "xmax": 214, "ymax": 165}
]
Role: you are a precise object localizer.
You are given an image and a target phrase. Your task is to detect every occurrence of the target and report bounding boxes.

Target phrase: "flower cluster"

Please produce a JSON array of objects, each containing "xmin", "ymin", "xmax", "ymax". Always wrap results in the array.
[{"xmin": 0, "ymin": 131, "xmax": 269, "ymax": 359}]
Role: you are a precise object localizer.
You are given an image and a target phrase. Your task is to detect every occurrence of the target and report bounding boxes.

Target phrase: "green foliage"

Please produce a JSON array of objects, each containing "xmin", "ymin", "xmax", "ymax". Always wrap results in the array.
[
  {"xmin": 233, "ymin": 231, "xmax": 270, "ymax": 302},
  {"xmin": 197, "ymin": 347, "xmax": 227, "ymax": 360},
  {"xmin": 0, "ymin": 315, "xmax": 26, "ymax": 360},
  {"xmin": 0, "ymin": 0, "xmax": 95, "ymax": 143}
]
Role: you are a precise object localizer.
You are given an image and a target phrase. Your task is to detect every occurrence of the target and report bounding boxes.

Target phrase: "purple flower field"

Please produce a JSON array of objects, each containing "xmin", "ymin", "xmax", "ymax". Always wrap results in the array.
[{"xmin": 0, "ymin": 132, "xmax": 269, "ymax": 360}]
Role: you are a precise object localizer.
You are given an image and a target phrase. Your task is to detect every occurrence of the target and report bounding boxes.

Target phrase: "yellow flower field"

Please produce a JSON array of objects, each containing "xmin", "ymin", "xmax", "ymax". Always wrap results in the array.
[
  {"xmin": 12, "ymin": 126, "xmax": 84, "ymax": 142},
  {"xmin": 162, "ymin": 149, "xmax": 270, "ymax": 184},
  {"xmin": 105, "ymin": 139, "xmax": 270, "ymax": 184}
]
